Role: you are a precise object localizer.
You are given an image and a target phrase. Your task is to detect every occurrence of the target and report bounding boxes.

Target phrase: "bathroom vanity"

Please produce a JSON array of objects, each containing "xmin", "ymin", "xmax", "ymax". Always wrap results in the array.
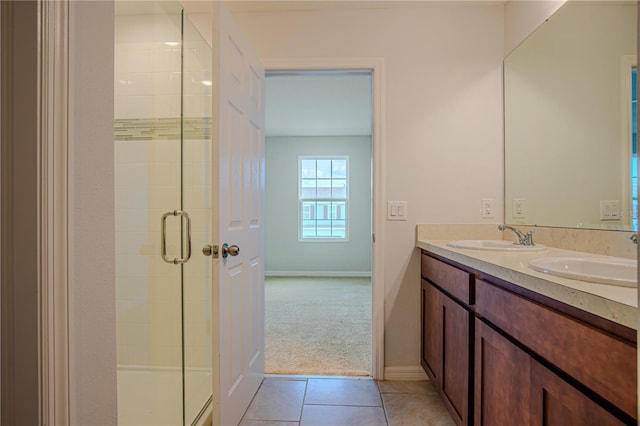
[{"xmin": 417, "ymin": 240, "xmax": 637, "ymax": 426}]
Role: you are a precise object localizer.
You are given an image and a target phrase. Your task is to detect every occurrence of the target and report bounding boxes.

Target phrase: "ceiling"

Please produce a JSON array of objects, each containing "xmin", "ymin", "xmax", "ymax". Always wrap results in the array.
[
  {"xmin": 226, "ymin": 0, "xmax": 506, "ymax": 14},
  {"xmin": 265, "ymin": 72, "xmax": 373, "ymax": 137}
]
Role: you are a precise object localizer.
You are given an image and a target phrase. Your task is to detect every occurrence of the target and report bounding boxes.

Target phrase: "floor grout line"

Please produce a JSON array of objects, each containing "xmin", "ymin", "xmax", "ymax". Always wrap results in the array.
[
  {"xmin": 302, "ymin": 403, "xmax": 383, "ymax": 407},
  {"xmin": 240, "ymin": 377, "xmax": 454, "ymax": 426},
  {"xmin": 299, "ymin": 378, "xmax": 309, "ymax": 422},
  {"xmin": 376, "ymin": 383, "xmax": 390, "ymax": 426}
]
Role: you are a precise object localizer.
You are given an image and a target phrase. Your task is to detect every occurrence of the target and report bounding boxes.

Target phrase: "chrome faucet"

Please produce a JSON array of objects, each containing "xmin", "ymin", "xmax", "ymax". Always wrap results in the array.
[{"xmin": 498, "ymin": 224, "xmax": 535, "ymax": 246}]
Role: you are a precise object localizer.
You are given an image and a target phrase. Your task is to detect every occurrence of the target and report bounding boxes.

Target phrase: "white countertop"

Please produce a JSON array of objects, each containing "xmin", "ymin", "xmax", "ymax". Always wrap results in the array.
[{"xmin": 417, "ymin": 239, "xmax": 638, "ymax": 330}]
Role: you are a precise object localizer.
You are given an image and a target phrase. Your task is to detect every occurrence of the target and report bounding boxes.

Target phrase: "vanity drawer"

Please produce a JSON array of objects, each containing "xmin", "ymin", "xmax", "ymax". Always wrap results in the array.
[
  {"xmin": 475, "ymin": 278, "xmax": 637, "ymax": 419},
  {"xmin": 421, "ymin": 253, "xmax": 473, "ymax": 306}
]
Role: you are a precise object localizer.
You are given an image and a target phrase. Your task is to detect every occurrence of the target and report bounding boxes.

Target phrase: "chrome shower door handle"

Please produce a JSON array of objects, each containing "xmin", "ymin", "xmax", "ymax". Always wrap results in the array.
[{"xmin": 161, "ymin": 210, "xmax": 192, "ymax": 264}]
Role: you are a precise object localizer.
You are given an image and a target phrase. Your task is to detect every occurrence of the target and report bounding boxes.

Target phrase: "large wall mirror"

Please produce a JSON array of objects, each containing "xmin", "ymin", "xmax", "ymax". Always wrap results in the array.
[{"xmin": 505, "ymin": 0, "xmax": 637, "ymax": 231}]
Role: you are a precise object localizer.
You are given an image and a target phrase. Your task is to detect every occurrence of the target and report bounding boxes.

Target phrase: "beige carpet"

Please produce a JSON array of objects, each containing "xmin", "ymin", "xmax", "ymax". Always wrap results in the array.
[{"xmin": 265, "ymin": 276, "xmax": 372, "ymax": 376}]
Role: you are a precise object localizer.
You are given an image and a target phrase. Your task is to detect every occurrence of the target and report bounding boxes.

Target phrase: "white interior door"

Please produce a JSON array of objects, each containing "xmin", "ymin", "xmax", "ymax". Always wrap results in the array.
[{"xmin": 211, "ymin": 3, "xmax": 265, "ymax": 426}]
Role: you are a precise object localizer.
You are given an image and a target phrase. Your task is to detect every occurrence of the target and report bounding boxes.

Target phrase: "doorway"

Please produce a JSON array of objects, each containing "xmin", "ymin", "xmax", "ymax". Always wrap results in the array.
[{"xmin": 263, "ymin": 71, "xmax": 374, "ymax": 376}]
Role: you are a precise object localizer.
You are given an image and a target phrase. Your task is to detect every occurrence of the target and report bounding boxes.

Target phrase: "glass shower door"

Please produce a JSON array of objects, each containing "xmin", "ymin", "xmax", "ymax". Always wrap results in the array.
[
  {"xmin": 115, "ymin": 2, "xmax": 212, "ymax": 425},
  {"xmin": 182, "ymin": 14, "xmax": 213, "ymax": 425}
]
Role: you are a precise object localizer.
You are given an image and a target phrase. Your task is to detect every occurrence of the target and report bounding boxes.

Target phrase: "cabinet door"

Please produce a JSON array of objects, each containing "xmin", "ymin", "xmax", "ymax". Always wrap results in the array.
[
  {"xmin": 442, "ymin": 295, "xmax": 471, "ymax": 425},
  {"xmin": 421, "ymin": 279, "xmax": 442, "ymax": 382},
  {"xmin": 530, "ymin": 361, "xmax": 626, "ymax": 426},
  {"xmin": 475, "ymin": 319, "xmax": 531, "ymax": 426},
  {"xmin": 476, "ymin": 279, "xmax": 636, "ymax": 419}
]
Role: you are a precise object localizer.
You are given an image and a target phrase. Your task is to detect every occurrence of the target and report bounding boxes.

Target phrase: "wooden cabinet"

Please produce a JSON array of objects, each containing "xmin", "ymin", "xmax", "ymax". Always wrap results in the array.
[
  {"xmin": 441, "ymin": 294, "xmax": 471, "ymax": 423},
  {"xmin": 421, "ymin": 279, "xmax": 442, "ymax": 381},
  {"xmin": 421, "ymin": 253, "xmax": 473, "ymax": 305},
  {"xmin": 475, "ymin": 278, "xmax": 636, "ymax": 423},
  {"xmin": 474, "ymin": 319, "xmax": 531, "ymax": 425},
  {"xmin": 475, "ymin": 318, "xmax": 627, "ymax": 426},
  {"xmin": 421, "ymin": 255, "xmax": 473, "ymax": 426},
  {"xmin": 530, "ymin": 360, "xmax": 626, "ymax": 426},
  {"xmin": 420, "ymin": 250, "xmax": 637, "ymax": 426}
]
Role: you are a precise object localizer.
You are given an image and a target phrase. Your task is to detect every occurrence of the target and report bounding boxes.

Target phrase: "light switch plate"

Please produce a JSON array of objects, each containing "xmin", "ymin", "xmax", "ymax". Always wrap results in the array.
[{"xmin": 387, "ymin": 201, "xmax": 407, "ymax": 221}]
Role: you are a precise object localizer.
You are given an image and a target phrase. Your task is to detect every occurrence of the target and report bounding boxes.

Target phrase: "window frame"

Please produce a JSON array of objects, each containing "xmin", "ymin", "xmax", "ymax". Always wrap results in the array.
[{"xmin": 298, "ymin": 155, "xmax": 350, "ymax": 242}]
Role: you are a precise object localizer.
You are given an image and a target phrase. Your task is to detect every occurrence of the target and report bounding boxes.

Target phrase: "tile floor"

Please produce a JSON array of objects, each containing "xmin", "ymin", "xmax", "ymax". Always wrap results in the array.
[{"xmin": 239, "ymin": 376, "xmax": 455, "ymax": 426}]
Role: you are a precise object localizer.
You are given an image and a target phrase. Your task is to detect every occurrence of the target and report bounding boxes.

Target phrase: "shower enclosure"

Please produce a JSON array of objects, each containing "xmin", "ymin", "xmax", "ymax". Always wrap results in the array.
[{"xmin": 114, "ymin": 2, "xmax": 212, "ymax": 424}]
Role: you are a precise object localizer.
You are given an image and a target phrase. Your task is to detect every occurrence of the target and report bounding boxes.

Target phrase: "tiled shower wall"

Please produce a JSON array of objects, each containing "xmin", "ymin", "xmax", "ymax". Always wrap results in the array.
[{"xmin": 114, "ymin": 9, "xmax": 212, "ymax": 379}]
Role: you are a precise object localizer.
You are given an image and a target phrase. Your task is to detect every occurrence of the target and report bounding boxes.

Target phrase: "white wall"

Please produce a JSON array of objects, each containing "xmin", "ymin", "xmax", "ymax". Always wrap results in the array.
[
  {"xmin": 266, "ymin": 136, "xmax": 372, "ymax": 275},
  {"xmin": 70, "ymin": 1, "xmax": 117, "ymax": 423},
  {"xmin": 504, "ymin": 0, "xmax": 566, "ymax": 55},
  {"xmin": 232, "ymin": 3, "xmax": 505, "ymax": 369}
]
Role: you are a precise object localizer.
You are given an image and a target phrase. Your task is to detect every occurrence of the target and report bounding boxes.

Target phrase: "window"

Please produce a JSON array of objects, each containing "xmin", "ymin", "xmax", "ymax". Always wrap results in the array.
[{"xmin": 299, "ymin": 156, "xmax": 348, "ymax": 240}]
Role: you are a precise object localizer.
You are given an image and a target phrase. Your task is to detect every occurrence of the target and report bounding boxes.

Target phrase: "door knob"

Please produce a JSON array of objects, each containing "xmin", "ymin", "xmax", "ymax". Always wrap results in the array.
[
  {"xmin": 222, "ymin": 243, "xmax": 240, "ymax": 258},
  {"xmin": 202, "ymin": 244, "xmax": 219, "ymax": 258}
]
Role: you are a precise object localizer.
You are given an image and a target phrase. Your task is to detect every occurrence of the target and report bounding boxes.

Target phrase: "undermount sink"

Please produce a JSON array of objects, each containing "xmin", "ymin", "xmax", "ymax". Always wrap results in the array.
[
  {"xmin": 528, "ymin": 257, "xmax": 637, "ymax": 287},
  {"xmin": 446, "ymin": 240, "xmax": 546, "ymax": 252}
]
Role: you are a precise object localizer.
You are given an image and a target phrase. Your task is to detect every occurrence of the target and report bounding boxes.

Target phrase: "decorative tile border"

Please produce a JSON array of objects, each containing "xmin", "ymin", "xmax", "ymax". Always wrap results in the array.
[{"xmin": 115, "ymin": 117, "xmax": 211, "ymax": 141}]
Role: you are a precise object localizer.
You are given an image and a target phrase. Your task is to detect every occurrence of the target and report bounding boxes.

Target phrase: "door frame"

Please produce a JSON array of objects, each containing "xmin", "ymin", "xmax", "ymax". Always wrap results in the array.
[
  {"xmin": 620, "ymin": 54, "xmax": 637, "ymax": 227},
  {"xmin": 4, "ymin": 1, "xmax": 117, "ymax": 424},
  {"xmin": 1, "ymin": 0, "xmax": 73, "ymax": 424},
  {"xmin": 40, "ymin": 1, "xmax": 72, "ymax": 423},
  {"xmin": 263, "ymin": 58, "xmax": 386, "ymax": 379}
]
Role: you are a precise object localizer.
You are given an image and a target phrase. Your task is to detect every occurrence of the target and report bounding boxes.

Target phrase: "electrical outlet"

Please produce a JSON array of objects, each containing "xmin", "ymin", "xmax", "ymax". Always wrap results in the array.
[
  {"xmin": 512, "ymin": 198, "xmax": 526, "ymax": 218},
  {"xmin": 600, "ymin": 200, "xmax": 620, "ymax": 220},
  {"xmin": 481, "ymin": 198, "xmax": 495, "ymax": 218}
]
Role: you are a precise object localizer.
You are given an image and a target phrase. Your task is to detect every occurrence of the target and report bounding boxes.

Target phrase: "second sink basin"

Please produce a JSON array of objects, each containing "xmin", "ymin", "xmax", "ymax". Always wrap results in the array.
[
  {"xmin": 447, "ymin": 240, "xmax": 546, "ymax": 252},
  {"xmin": 528, "ymin": 257, "xmax": 637, "ymax": 287}
]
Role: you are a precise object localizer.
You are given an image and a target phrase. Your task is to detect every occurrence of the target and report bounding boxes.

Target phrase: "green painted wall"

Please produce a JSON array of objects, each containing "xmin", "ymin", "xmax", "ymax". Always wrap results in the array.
[{"xmin": 266, "ymin": 136, "xmax": 372, "ymax": 275}]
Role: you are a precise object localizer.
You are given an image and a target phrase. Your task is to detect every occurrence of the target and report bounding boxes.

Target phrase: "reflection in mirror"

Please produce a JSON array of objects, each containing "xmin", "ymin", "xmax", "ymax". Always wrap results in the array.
[{"xmin": 504, "ymin": 1, "xmax": 637, "ymax": 231}]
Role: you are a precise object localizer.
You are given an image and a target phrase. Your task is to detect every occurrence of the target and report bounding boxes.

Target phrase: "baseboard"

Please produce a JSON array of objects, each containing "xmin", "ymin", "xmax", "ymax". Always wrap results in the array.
[
  {"xmin": 265, "ymin": 271, "xmax": 372, "ymax": 278},
  {"xmin": 383, "ymin": 366, "xmax": 428, "ymax": 381}
]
